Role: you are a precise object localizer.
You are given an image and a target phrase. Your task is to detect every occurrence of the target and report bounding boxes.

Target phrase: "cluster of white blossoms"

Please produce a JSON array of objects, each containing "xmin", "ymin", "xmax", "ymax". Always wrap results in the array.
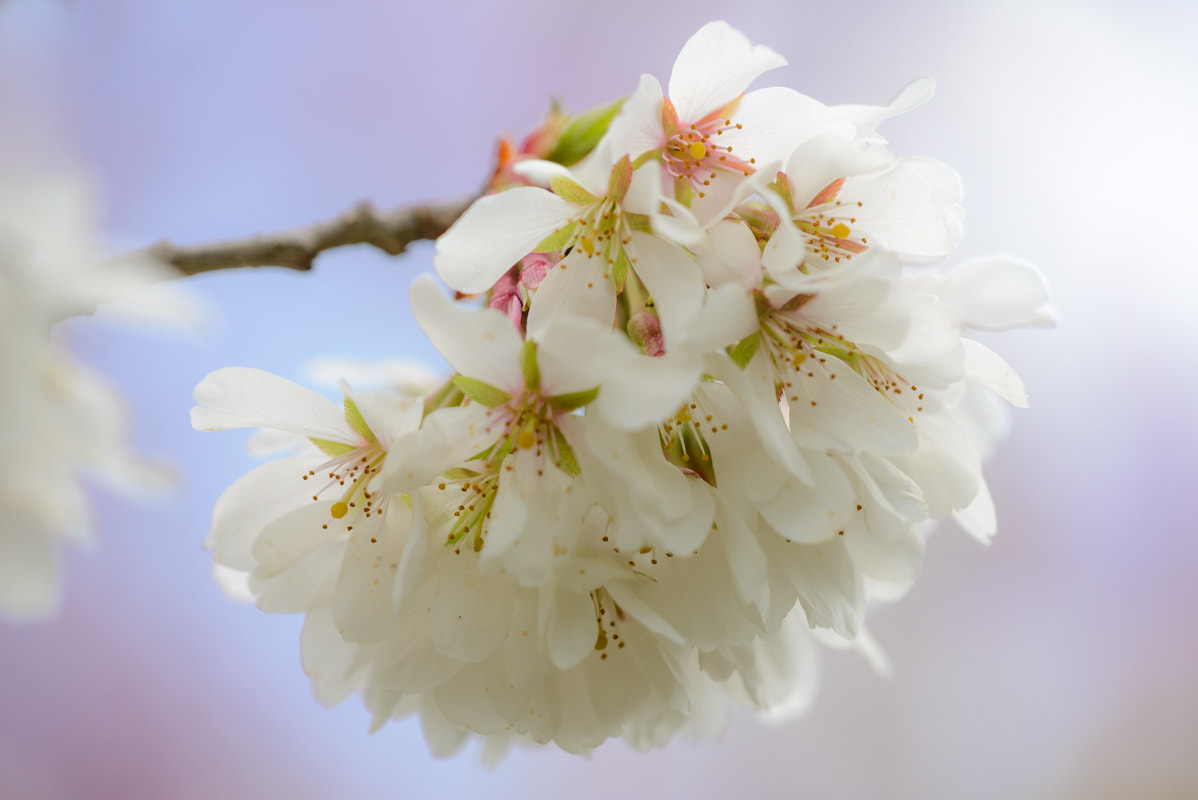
[
  {"xmin": 0, "ymin": 171, "xmax": 180, "ymax": 621},
  {"xmin": 194, "ymin": 22, "xmax": 1052, "ymax": 756}
]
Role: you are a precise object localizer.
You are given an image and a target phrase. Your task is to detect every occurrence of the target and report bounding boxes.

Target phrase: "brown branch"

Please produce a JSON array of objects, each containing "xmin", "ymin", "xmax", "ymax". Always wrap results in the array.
[{"xmin": 149, "ymin": 197, "xmax": 473, "ymax": 277}]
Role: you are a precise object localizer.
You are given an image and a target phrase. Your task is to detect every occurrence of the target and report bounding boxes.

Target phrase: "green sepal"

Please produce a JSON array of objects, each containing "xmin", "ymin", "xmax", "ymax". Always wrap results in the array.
[
  {"xmin": 611, "ymin": 246, "xmax": 631, "ymax": 294},
  {"xmin": 551, "ymin": 176, "xmax": 597, "ymax": 207},
  {"xmin": 768, "ymin": 170, "xmax": 796, "ymax": 215},
  {"xmin": 734, "ymin": 201, "xmax": 781, "ymax": 244},
  {"xmin": 549, "ymin": 385, "xmax": 599, "ymax": 412},
  {"xmin": 342, "ymin": 395, "xmax": 377, "ymax": 444},
  {"xmin": 546, "ymin": 97, "xmax": 625, "ymax": 167},
  {"xmin": 399, "ymin": 492, "xmax": 412, "ymax": 509},
  {"xmin": 551, "ymin": 426, "xmax": 581, "ymax": 477},
  {"xmin": 423, "ymin": 379, "xmax": 464, "ymax": 420},
  {"xmin": 608, "ymin": 155, "xmax": 634, "ymax": 204},
  {"xmin": 729, "ymin": 333, "xmax": 761, "ymax": 370},
  {"xmin": 534, "ymin": 219, "xmax": 579, "ymax": 254},
  {"xmin": 625, "ymin": 213, "xmax": 652, "ymax": 233},
  {"xmin": 631, "ymin": 149, "xmax": 662, "ymax": 170},
  {"xmin": 673, "ymin": 175, "xmax": 695, "ymax": 209},
  {"xmin": 452, "ymin": 375, "xmax": 511, "ymax": 408},
  {"xmin": 522, "ymin": 339, "xmax": 541, "ymax": 392},
  {"xmin": 442, "ymin": 467, "xmax": 479, "ymax": 481},
  {"xmin": 309, "ymin": 438, "xmax": 356, "ymax": 457},
  {"xmin": 489, "ymin": 429, "xmax": 517, "ymax": 466}
]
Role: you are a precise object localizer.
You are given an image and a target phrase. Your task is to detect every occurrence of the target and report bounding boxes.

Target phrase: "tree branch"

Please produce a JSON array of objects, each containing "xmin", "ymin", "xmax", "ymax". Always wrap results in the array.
[{"xmin": 149, "ymin": 197, "xmax": 472, "ymax": 277}]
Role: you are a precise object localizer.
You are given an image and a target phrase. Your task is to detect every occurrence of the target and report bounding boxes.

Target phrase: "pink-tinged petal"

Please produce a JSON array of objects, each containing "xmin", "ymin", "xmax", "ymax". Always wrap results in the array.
[
  {"xmin": 192, "ymin": 367, "xmax": 355, "ymax": 442},
  {"xmin": 962, "ymin": 338, "xmax": 1028, "ymax": 407},
  {"xmin": 524, "ymin": 250, "xmax": 616, "ymax": 340},
  {"xmin": 607, "ymin": 73, "xmax": 667, "ymax": 161},
  {"xmin": 938, "ymin": 257, "xmax": 1056, "ymax": 330},
  {"xmin": 668, "ymin": 22, "xmax": 786, "ymax": 124},
  {"xmin": 434, "ymin": 187, "xmax": 575, "ymax": 294},
  {"xmin": 409, "ymin": 274, "xmax": 523, "ymax": 390},
  {"xmin": 953, "ymin": 479, "xmax": 997, "ymax": 544}
]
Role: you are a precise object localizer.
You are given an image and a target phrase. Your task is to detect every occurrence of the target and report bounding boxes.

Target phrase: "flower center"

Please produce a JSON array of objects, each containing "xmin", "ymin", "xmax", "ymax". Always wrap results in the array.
[
  {"xmin": 795, "ymin": 179, "xmax": 869, "ymax": 265},
  {"xmin": 663, "ymin": 107, "xmax": 756, "ymax": 199},
  {"xmin": 303, "ymin": 442, "xmax": 388, "ymax": 530}
]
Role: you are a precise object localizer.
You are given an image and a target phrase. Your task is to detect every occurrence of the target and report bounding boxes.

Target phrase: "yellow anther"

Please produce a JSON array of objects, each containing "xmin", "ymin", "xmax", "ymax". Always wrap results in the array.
[
  {"xmin": 831, "ymin": 223, "xmax": 851, "ymax": 239},
  {"xmin": 517, "ymin": 429, "xmax": 537, "ymax": 450},
  {"xmin": 330, "ymin": 501, "xmax": 349, "ymax": 519},
  {"xmin": 689, "ymin": 141, "xmax": 707, "ymax": 160},
  {"xmin": 579, "ymin": 236, "xmax": 595, "ymax": 256}
]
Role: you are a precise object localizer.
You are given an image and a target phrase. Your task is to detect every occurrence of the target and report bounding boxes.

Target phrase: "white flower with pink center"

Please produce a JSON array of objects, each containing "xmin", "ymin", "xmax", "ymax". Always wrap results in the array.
[{"xmin": 608, "ymin": 21, "xmax": 851, "ymax": 224}]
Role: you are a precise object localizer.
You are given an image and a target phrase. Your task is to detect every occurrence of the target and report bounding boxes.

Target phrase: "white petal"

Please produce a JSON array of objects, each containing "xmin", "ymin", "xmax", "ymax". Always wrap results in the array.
[
  {"xmin": 607, "ymin": 74, "xmax": 666, "ymax": 160},
  {"xmin": 963, "ymin": 338, "xmax": 1028, "ymax": 407},
  {"xmin": 696, "ymin": 218, "xmax": 763, "ymax": 289},
  {"xmin": 206, "ymin": 455, "xmax": 317, "ymax": 570},
  {"xmin": 954, "ymin": 478, "xmax": 997, "ymax": 544},
  {"xmin": 843, "ymin": 163, "xmax": 954, "ymax": 262},
  {"xmin": 383, "ymin": 403, "xmax": 496, "ymax": 492},
  {"xmin": 409, "ymin": 274, "xmax": 523, "ymax": 391},
  {"xmin": 525, "ymin": 250, "xmax": 616, "ymax": 339},
  {"xmin": 939, "ymin": 257, "xmax": 1056, "ymax": 330},
  {"xmin": 547, "ymin": 585, "xmax": 597, "ymax": 670},
  {"xmin": 192, "ymin": 367, "xmax": 355, "ymax": 443},
  {"xmin": 0, "ymin": 519, "xmax": 59, "ymax": 621},
  {"xmin": 434, "ymin": 187, "xmax": 575, "ymax": 294},
  {"xmin": 835, "ymin": 77, "xmax": 936, "ymax": 132},
  {"xmin": 669, "ymin": 22, "xmax": 786, "ymax": 124}
]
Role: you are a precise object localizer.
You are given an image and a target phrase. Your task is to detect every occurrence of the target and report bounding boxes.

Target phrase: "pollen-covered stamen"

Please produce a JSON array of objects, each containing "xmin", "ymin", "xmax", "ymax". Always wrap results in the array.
[
  {"xmin": 305, "ymin": 442, "xmax": 389, "ymax": 527},
  {"xmin": 434, "ymin": 469, "xmax": 501, "ymax": 553},
  {"xmin": 663, "ymin": 101, "xmax": 756, "ymax": 199},
  {"xmin": 763, "ymin": 308, "xmax": 922, "ymax": 412},
  {"xmin": 589, "ymin": 588, "xmax": 628, "ymax": 659},
  {"xmin": 794, "ymin": 179, "xmax": 869, "ymax": 264},
  {"xmin": 659, "ymin": 399, "xmax": 719, "ymax": 487}
]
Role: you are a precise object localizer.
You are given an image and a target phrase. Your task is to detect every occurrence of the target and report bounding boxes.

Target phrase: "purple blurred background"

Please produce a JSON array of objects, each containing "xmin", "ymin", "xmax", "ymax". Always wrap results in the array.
[{"xmin": 1, "ymin": 0, "xmax": 1195, "ymax": 798}]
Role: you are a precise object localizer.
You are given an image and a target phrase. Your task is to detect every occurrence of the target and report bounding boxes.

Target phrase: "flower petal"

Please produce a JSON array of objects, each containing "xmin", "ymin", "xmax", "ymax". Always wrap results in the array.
[
  {"xmin": 669, "ymin": 22, "xmax": 786, "ymax": 124},
  {"xmin": 434, "ymin": 187, "xmax": 575, "ymax": 294},
  {"xmin": 409, "ymin": 274, "xmax": 523, "ymax": 391},
  {"xmin": 192, "ymin": 367, "xmax": 356, "ymax": 443}
]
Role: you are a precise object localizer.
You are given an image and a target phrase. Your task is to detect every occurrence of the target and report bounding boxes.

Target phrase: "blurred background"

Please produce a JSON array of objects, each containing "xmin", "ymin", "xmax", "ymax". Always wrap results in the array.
[{"xmin": 1, "ymin": 0, "xmax": 1195, "ymax": 798}]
